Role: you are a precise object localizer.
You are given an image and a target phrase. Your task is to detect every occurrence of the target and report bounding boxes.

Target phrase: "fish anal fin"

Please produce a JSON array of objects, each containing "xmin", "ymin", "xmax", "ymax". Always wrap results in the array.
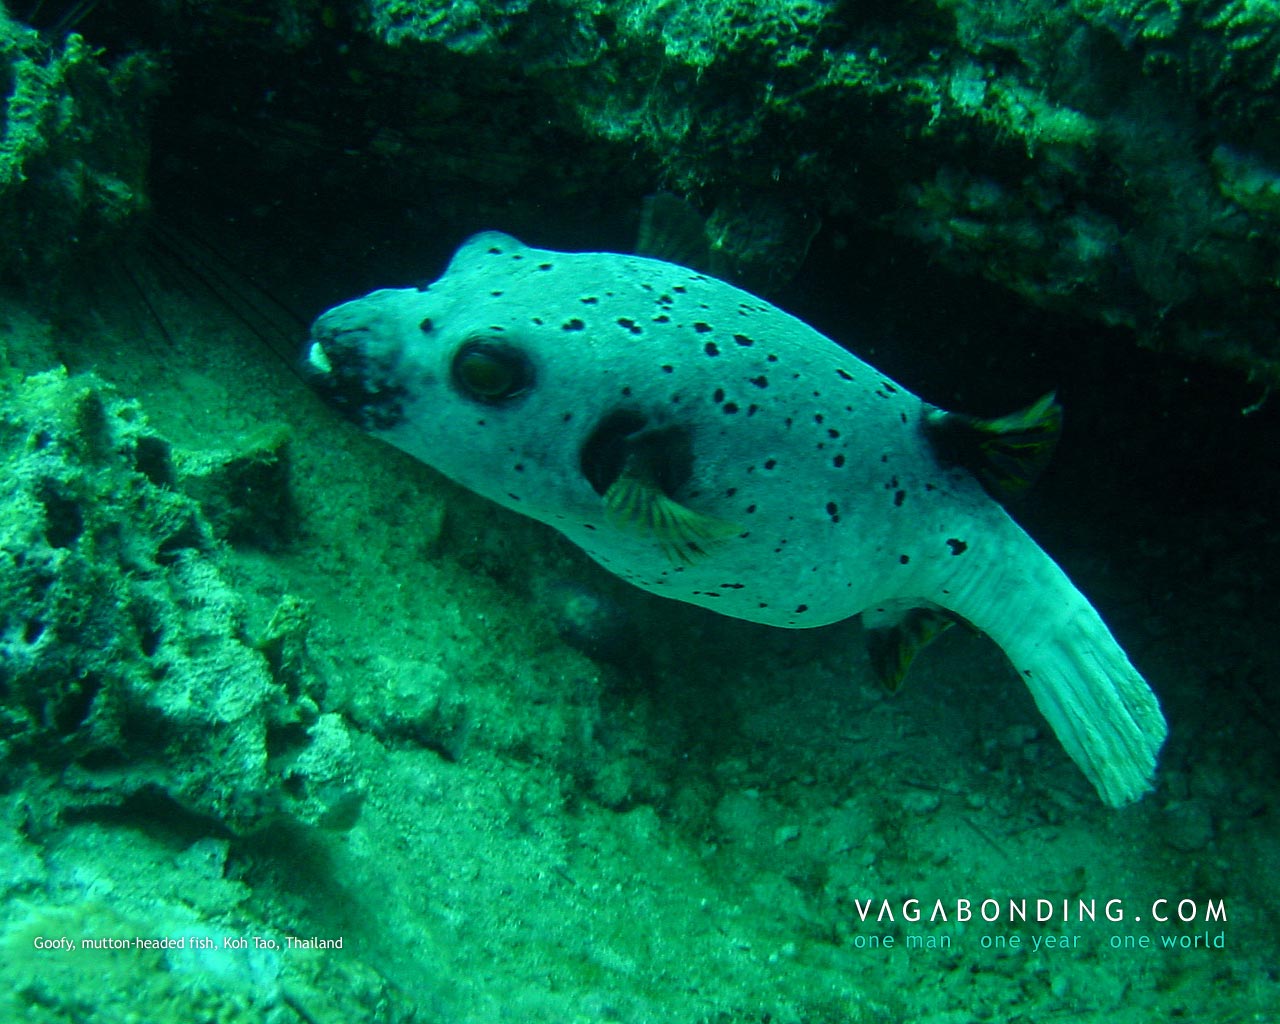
[
  {"xmin": 925, "ymin": 391, "xmax": 1063, "ymax": 499},
  {"xmin": 864, "ymin": 606, "xmax": 958, "ymax": 692}
]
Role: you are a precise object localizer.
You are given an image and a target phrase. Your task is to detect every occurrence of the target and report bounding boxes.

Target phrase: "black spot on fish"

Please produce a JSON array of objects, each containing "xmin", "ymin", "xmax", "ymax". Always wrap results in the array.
[
  {"xmin": 826, "ymin": 501, "xmax": 839, "ymax": 522},
  {"xmin": 532, "ymin": 317, "xmax": 544, "ymax": 325},
  {"xmin": 621, "ymin": 386, "xmax": 632, "ymax": 396},
  {"xmin": 654, "ymin": 314, "xmax": 671, "ymax": 323},
  {"xmin": 947, "ymin": 538, "xmax": 968, "ymax": 555},
  {"xmin": 419, "ymin": 317, "xmax": 434, "ymax": 332},
  {"xmin": 713, "ymin": 388, "xmax": 725, "ymax": 403},
  {"xmin": 658, "ymin": 294, "xmax": 673, "ymax": 305},
  {"xmin": 750, "ymin": 376, "xmax": 768, "ymax": 388},
  {"xmin": 745, "ymin": 504, "xmax": 757, "ymax": 514},
  {"xmin": 490, "ymin": 291, "xmax": 503, "ymax": 298},
  {"xmin": 795, "ymin": 604, "xmax": 809, "ymax": 613},
  {"xmin": 562, "ymin": 412, "xmax": 573, "ymax": 422},
  {"xmin": 814, "ymin": 414, "xmax": 824, "ymax": 424},
  {"xmin": 894, "ymin": 490, "xmax": 906, "ymax": 507},
  {"xmin": 726, "ymin": 487, "xmax": 737, "ymax": 496},
  {"xmin": 827, "ymin": 428, "xmax": 840, "ymax": 438},
  {"xmin": 747, "ymin": 404, "xmax": 758, "ymax": 416},
  {"xmin": 833, "ymin": 454, "xmax": 845, "ymax": 468},
  {"xmin": 507, "ymin": 492, "xmax": 521, "ymax": 501},
  {"xmin": 662, "ymin": 364, "xmax": 674, "ymax": 373},
  {"xmin": 766, "ymin": 354, "xmax": 778, "ymax": 362},
  {"xmin": 899, "ymin": 554, "xmax": 910, "ymax": 564},
  {"xmin": 514, "ymin": 463, "xmax": 524, "ymax": 472},
  {"xmin": 616, "ymin": 317, "xmax": 643, "ymax": 335},
  {"xmin": 537, "ymin": 262, "xmax": 553, "ymax": 271},
  {"xmin": 836, "ymin": 369, "xmax": 854, "ymax": 381},
  {"xmin": 486, "ymin": 246, "xmax": 502, "ymax": 255},
  {"xmin": 733, "ymin": 333, "xmax": 755, "ymax": 347},
  {"xmin": 673, "ymin": 285, "xmax": 687, "ymax": 293},
  {"xmin": 704, "ymin": 341, "xmax": 720, "ymax": 356},
  {"xmin": 723, "ymin": 402, "xmax": 739, "ymax": 414},
  {"xmin": 581, "ymin": 296, "xmax": 599, "ymax": 304},
  {"xmin": 882, "ymin": 381, "xmax": 899, "ymax": 393},
  {"xmin": 900, "ymin": 412, "xmax": 908, "ymax": 424},
  {"xmin": 720, "ymin": 582, "xmax": 745, "ymax": 589},
  {"xmin": 563, "ymin": 318, "xmax": 585, "ymax": 331},
  {"xmin": 764, "ymin": 458, "xmax": 777, "ymax": 470}
]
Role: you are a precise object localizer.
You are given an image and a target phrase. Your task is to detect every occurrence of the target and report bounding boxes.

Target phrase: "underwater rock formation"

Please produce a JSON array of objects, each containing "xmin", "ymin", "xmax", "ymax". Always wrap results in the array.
[
  {"xmin": 346, "ymin": 0, "xmax": 1280, "ymax": 377},
  {"xmin": 9, "ymin": 1, "xmax": 1280, "ymax": 376},
  {"xmin": 0, "ymin": 368, "xmax": 348, "ymax": 834},
  {"xmin": 0, "ymin": 7, "xmax": 157, "ymax": 285}
]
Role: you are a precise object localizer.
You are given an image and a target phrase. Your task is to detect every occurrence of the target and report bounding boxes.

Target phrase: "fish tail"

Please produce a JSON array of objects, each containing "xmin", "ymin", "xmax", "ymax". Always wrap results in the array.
[{"xmin": 934, "ymin": 524, "xmax": 1167, "ymax": 807}]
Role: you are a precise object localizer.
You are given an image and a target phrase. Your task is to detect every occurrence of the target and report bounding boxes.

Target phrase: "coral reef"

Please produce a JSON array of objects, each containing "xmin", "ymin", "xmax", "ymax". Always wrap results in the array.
[
  {"xmin": 335, "ymin": 0, "xmax": 1280, "ymax": 378},
  {"xmin": 7, "ymin": 0, "xmax": 1280, "ymax": 375},
  {"xmin": 0, "ymin": 7, "xmax": 157, "ymax": 285},
  {"xmin": 2, "ymin": 5, "xmax": 1279, "ymax": 1021},
  {"xmin": 0, "ymin": 367, "xmax": 347, "ymax": 833}
]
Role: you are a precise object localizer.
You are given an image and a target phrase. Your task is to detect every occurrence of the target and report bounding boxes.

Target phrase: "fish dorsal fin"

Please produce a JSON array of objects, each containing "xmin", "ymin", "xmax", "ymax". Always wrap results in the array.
[
  {"xmin": 924, "ymin": 391, "xmax": 1063, "ymax": 499},
  {"xmin": 604, "ymin": 459, "xmax": 741, "ymax": 565},
  {"xmin": 863, "ymin": 607, "xmax": 959, "ymax": 692},
  {"xmin": 636, "ymin": 193, "xmax": 714, "ymax": 274}
]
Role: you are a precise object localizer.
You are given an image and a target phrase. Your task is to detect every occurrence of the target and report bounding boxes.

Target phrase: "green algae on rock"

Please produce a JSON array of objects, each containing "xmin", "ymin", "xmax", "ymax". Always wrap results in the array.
[
  {"xmin": 0, "ymin": 368, "xmax": 347, "ymax": 834},
  {"xmin": 0, "ymin": 7, "xmax": 157, "ymax": 285}
]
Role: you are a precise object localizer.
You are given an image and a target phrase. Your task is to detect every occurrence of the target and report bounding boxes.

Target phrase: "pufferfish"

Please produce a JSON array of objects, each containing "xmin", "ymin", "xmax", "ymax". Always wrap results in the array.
[{"xmin": 303, "ymin": 200, "xmax": 1167, "ymax": 807}]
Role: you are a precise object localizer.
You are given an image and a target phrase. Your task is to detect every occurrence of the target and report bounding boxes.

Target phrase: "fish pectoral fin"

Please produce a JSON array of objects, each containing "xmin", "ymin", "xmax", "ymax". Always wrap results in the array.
[
  {"xmin": 604, "ymin": 467, "xmax": 741, "ymax": 565},
  {"xmin": 863, "ymin": 606, "xmax": 959, "ymax": 692},
  {"xmin": 924, "ymin": 391, "xmax": 1063, "ymax": 499}
]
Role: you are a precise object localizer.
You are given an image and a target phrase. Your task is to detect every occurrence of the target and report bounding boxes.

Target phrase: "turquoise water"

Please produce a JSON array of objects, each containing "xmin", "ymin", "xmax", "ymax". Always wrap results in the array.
[{"xmin": 1, "ymin": 2, "xmax": 1277, "ymax": 1021}]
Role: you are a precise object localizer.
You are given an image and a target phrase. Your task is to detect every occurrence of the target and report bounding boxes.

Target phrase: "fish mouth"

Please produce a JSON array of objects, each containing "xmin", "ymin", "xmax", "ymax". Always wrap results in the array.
[
  {"xmin": 304, "ymin": 340, "xmax": 333, "ymax": 376},
  {"xmin": 300, "ymin": 330, "xmax": 409, "ymax": 432}
]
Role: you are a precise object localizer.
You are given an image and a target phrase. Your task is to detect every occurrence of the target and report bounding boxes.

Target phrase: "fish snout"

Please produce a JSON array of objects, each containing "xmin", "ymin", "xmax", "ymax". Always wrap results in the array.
[{"xmin": 301, "ymin": 317, "xmax": 410, "ymax": 432}]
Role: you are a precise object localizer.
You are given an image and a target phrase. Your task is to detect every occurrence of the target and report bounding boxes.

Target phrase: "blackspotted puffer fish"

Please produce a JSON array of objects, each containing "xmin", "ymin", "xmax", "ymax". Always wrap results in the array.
[{"xmin": 304, "ymin": 210, "xmax": 1167, "ymax": 807}]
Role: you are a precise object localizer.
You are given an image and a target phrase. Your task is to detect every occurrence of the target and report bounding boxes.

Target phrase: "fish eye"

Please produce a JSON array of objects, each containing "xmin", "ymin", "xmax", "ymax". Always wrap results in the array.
[{"xmin": 451, "ymin": 339, "xmax": 533, "ymax": 403}]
